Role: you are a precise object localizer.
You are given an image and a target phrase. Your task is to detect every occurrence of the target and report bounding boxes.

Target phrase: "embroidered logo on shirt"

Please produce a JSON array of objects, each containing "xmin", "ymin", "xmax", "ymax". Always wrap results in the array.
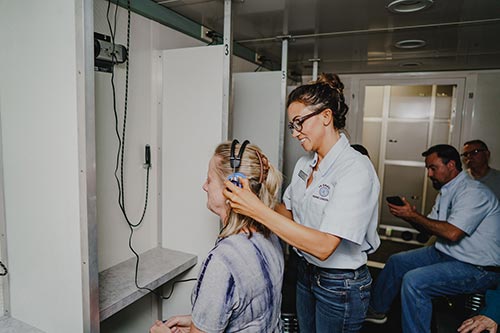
[
  {"xmin": 319, "ymin": 184, "xmax": 330, "ymax": 197},
  {"xmin": 312, "ymin": 184, "xmax": 331, "ymax": 202}
]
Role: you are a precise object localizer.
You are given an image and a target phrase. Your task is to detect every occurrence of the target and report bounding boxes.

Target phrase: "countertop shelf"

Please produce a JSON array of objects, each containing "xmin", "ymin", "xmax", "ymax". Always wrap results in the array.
[{"xmin": 99, "ymin": 247, "xmax": 197, "ymax": 321}]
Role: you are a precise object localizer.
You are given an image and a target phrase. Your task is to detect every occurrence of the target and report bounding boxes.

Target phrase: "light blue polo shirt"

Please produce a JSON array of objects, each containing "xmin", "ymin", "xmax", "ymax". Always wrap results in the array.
[
  {"xmin": 283, "ymin": 134, "xmax": 380, "ymax": 269},
  {"xmin": 428, "ymin": 171, "xmax": 500, "ymax": 266},
  {"xmin": 473, "ymin": 168, "xmax": 500, "ymax": 199}
]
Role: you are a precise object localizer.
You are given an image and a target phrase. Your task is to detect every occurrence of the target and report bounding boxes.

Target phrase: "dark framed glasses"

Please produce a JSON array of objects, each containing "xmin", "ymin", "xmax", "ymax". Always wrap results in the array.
[
  {"xmin": 288, "ymin": 108, "xmax": 325, "ymax": 134},
  {"xmin": 461, "ymin": 149, "xmax": 487, "ymax": 158}
]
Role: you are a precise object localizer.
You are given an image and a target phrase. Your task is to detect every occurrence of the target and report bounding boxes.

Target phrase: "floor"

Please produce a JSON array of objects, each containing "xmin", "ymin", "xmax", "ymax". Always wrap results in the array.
[{"xmin": 361, "ymin": 280, "xmax": 470, "ymax": 333}]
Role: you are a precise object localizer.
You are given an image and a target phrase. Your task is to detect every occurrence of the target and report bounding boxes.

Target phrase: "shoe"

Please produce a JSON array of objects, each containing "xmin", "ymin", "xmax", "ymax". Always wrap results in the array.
[{"xmin": 365, "ymin": 307, "xmax": 387, "ymax": 324}]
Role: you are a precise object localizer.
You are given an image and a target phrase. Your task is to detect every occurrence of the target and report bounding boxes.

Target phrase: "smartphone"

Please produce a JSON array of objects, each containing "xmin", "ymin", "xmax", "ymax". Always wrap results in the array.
[{"xmin": 386, "ymin": 196, "xmax": 405, "ymax": 206}]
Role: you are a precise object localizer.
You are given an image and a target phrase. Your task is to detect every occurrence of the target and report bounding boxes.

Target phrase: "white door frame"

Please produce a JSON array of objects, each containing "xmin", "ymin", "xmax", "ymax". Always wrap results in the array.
[{"xmin": 354, "ymin": 76, "xmax": 466, "ymax": 230}]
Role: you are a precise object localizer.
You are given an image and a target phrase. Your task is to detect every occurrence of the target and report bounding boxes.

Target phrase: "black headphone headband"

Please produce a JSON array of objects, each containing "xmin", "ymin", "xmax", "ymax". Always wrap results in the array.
[{"xmin": 230, "ymin": 139, "xmax": 250, "ymax": 169}]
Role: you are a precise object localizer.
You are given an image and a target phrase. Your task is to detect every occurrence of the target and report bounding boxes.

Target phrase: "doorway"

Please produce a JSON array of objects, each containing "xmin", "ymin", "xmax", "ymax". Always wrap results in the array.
[{"xmin": 359, "ymin": 79, "xmax": 465, "ymax": 242}]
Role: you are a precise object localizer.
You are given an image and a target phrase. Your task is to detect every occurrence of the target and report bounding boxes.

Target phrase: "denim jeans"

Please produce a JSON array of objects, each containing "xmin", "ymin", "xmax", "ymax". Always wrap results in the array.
[
  {"xmin": 296, "ymin": 257, "xmax": 372, "ymax": 333},
  {"xmin": 370, "ymin": 245, "xmax": 500, "ymax": 333}
]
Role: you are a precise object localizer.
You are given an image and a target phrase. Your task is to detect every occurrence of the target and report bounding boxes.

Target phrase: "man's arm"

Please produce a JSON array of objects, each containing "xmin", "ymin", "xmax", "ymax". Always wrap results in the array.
[{"xmin": 388, "ymin": 198, "xmax": 465, "ymax": 242}]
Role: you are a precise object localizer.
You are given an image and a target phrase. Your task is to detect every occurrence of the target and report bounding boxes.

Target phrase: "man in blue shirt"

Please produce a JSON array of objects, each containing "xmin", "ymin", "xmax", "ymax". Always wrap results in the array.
[
  {"xmin": 365, "ymin": 144, "xmax": 500, "ymax": 333},
  {"xmin": 462, "ymin": 139, "xmax": 500, "ymax": 199}
]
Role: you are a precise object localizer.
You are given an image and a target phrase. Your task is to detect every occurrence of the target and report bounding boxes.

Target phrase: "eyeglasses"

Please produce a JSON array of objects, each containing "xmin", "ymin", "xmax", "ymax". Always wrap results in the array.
[
  {"xmin": 288, "ymin": 108, "xmax": 324, "ymax": 134},
  {"xmin": 461, "ymin": 149, "xmax": 487, "ymax": 158}
]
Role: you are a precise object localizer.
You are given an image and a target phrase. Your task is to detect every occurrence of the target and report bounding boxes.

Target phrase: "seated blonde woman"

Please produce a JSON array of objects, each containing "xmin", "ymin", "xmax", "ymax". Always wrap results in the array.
[{"xmin": 150, "ymin": 140, "xmax": 284, "ymax": 333}]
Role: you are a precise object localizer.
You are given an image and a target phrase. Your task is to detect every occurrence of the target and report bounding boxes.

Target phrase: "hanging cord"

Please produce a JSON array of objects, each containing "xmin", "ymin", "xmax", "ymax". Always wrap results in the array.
[
  {"xmin": 107, "ymin": 0, "xmax": 147, "ymax": 228},
  {"xmin": 0, "ymin": 260, "xmax": 7, "ymax": 276},
  {"xmin": 106, "ymin": 0, "xmax": 195, "ymax": 299}
]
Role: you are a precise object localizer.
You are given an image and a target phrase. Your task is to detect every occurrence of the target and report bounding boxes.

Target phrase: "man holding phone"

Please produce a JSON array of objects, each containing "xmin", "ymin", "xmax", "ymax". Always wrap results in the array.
[{"xmin": 365, "ymin": 144, "xmax": 500, "ymax": 333}]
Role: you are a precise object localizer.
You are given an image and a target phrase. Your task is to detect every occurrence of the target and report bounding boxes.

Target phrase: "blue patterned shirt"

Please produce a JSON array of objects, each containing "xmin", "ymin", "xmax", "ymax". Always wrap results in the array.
[{"xmin": 191, "ymin": 233, "xmax": 284, "ymax": 332}]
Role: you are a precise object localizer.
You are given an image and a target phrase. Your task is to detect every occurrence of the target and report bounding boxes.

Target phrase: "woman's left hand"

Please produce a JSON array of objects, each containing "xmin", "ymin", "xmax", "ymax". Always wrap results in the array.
[
  {"xmin": 149, "ymin": 320, "xmax": 172, "ymax": 333},
  {"xmin": 223, "ymin": 177, "xmax": 267, "ymax": 222}
]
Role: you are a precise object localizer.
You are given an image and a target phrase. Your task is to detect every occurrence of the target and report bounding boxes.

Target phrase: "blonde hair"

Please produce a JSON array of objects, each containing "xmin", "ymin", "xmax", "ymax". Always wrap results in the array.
[{"xmin": 213, "ymin": 141, "xmax": 282, "ymax": 238}]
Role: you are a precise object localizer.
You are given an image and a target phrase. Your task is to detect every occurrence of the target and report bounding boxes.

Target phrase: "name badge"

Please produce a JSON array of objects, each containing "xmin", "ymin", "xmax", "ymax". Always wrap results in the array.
[{"xmin": 298, "ymin": 170, "xmax": 308, "ymax": 181}]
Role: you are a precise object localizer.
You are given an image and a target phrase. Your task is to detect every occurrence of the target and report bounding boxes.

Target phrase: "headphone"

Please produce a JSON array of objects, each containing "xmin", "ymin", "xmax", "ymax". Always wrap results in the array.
[{"xmin": 227, "ymin": 139, "xmax": 250, "ymax": 188}]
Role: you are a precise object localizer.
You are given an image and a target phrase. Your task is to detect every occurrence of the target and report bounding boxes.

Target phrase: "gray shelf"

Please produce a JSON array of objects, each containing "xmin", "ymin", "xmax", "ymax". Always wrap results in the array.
[
  {"xmin": 99, "ymin": 247, "xmax": 197, "ymax": 321},
  {"xmin": 0, "ymin": 316, "xmax": 45, "ymax": 333}
]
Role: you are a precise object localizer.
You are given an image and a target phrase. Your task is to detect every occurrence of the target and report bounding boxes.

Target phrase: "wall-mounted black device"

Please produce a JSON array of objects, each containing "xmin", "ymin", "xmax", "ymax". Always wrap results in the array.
[
  {"xmin": 94, "ymin": 32, "xmax": 128, "ymax": 73},
  {"xmin": 144, "ymin": 144, "xmax": 151, "ymax": 169}
]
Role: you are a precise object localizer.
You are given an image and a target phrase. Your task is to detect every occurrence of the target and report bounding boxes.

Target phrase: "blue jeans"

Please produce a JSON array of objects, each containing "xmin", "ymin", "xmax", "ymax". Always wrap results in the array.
[
  {"xmin": 296, "ymin": 257, "xmax": 372, "ymax": 333},
  {"xmin": 370, "ymin": 245, "xmax": 500, "ymax": 333}
]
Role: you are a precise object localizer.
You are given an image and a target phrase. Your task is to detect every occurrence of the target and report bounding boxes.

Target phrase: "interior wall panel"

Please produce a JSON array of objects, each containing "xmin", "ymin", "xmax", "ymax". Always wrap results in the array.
[
  {"xmin": 161, "ymin": 45, "xmax": 225, "ymax": 318},
  {"xmin": 232, "ymin": 72, "xmax": 283, "ymax": 168},
  {"xmin": 466, "ymin": 72, "xmax": 500, "ymax": 169},
  {"xmin": 0, "ymin": 1, "xmax": 86, "ymax": 331},
  {"xmin": 94, "ymin": 0, "xmax": 159, "ymax": 273}
]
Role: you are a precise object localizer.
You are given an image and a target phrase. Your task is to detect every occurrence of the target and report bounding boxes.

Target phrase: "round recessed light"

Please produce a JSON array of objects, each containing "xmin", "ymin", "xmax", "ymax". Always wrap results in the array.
[
  {"xmin": 387, "ymin": 0, "xmax": 434, "ymax": 13},
  {"xmin": 395, "ymin": 39, "xmax": 427, "ymax": 49},
  {"xmin": 399, "ymin": 61, "xmax": 422, "ymax": 67}
]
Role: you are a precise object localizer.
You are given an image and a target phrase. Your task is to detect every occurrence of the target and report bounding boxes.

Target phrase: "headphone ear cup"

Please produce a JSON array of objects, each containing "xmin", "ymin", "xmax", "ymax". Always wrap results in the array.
[
  {"xmin": 227, "ymin": 172, "xmax": 246, "ymax": 188},
  {"xmin": 249, "ymin": 178, "xmax": 262, "ymax": 193}
]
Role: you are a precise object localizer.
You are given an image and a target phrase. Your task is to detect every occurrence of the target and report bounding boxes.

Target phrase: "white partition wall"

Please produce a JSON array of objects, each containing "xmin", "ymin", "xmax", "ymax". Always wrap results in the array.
[
  {"xmin": 161, "ymin": 46, "xmax": 225, "ymax": 317},
  {"xmin": 0, "ymin": 1, "xmax": 93, "ymax": 332},
  {"xmin": 232, "ymin": 72, "xmax": 284, "ymax": 169},
  {"xmin": 0, "ymin": 101, "xmax": 7, "ymax": 318},
  {"xmin": 464, "ymin": 72, "xmax": 500, "ymax": 168}
]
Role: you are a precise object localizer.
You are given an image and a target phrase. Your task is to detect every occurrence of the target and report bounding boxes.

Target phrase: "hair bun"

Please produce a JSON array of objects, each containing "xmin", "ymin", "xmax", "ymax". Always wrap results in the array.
[
  {"xmin": 316, "ymin": 73, "xmax": 344, "ymax": 93},
  {"xmin": 288, "ymin": 72, "xmax": 349, "ymax": 130}
]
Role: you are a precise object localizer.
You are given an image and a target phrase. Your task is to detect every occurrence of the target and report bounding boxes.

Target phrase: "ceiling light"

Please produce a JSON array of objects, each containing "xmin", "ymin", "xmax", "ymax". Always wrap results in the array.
[
  {"xmin": 399, "ymin": 61, "xmax": 422, "ymax": 68},
  {"xmin": 387, "ymin": 0, "xmax": 434, "ymax": 13},
  {"xmin": 395, "ymin": 39, "xmax": 426, "ymax": 49}
]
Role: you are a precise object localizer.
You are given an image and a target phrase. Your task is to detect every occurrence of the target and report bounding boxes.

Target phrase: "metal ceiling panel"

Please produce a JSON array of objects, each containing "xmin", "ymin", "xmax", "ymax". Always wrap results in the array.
[{"xmin": 151, "ymin": 0, "xmax": 500, "ymax": 74}]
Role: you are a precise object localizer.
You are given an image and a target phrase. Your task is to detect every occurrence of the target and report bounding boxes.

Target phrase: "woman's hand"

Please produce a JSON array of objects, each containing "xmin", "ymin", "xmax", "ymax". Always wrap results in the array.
[
  {"xmin": 225, "ymin": 176, "xmax": 340, "ymax": 259},
  {"xmin": 458, "ymin": 315, "xmax": 497, "ymax": 333},
  {"xmin": 149, "ymin": 320, "xmax": 172, "ymax": 333},
  {"xmin": 164, "ymin": 315, "xmax": 192, "ymax": 333},
  {"xmin": 223, "ymin": 177, "xmax": 267, "ymax": 222}
]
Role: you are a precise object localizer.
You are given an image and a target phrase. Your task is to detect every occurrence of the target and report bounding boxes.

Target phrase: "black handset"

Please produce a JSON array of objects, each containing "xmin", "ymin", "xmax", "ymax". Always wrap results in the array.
[
  {"xmin": 386, "ymin": 196, "xmax": 405, "ymax": 206},
  {"xmin": 145, "ymin": 144, "xmax": 151, "ymax": 167}
]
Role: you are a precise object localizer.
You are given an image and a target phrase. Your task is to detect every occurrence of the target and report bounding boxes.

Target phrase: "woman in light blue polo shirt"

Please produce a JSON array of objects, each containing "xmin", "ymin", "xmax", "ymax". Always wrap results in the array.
[{"xmin": 224, "ymin": 73, "xmax": 381, "ymax": 332}]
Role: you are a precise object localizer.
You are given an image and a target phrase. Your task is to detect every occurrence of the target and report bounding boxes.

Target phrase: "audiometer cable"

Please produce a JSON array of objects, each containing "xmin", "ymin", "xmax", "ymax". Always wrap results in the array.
[{"xmin": 0, "ymin": 260, "xmax": 7, "ymax": 276}]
